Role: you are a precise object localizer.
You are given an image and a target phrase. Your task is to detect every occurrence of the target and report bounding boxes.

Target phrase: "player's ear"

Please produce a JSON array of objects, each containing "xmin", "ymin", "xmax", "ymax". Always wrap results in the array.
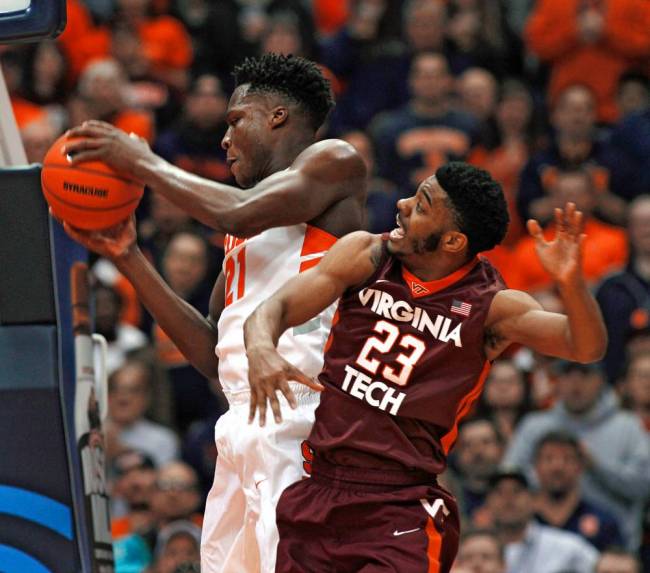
[
  {"xmin": 270, "ymin": 106, "xmax": 289, "ymax": 129},
  {"xmin": 442, "ymin": 231, "xmax": 467, "ymax": 254}
]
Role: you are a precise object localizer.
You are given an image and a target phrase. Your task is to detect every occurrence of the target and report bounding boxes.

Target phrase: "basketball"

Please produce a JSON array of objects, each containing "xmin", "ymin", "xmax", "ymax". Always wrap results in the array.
[{"xmin": 41, "ymin": 133, "xmax": 144, "ymax": 230}]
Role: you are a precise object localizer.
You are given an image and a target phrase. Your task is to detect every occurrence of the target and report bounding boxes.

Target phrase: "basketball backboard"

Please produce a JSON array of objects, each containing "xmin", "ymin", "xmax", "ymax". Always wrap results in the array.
[{"xmin": 0, "ymin": 0, "xmax": 66, "ymax": 43}]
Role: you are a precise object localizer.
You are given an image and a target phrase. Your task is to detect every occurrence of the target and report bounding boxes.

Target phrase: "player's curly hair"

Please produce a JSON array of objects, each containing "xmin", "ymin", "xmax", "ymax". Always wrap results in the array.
[
  {"xmin": 435, "ymin": 162, "xmax": 509, "ymax": 257},
  {"xmin": 233, "ymin": 53, "xmax": 334, "ymax": 130}
]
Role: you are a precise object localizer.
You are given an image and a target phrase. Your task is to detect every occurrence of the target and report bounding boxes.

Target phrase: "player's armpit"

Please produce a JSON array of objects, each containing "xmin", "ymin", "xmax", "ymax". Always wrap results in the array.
[
  {"xmin": 271, "ymin": 231, "xmax": 380, "ymax": 330},
  {"xmin": 225, "ymin": 140, "xmax": 367, "ymax": 237},
  {"xmin": 244, "ymin": 231, "xmax": 379, "ymax": 349}
]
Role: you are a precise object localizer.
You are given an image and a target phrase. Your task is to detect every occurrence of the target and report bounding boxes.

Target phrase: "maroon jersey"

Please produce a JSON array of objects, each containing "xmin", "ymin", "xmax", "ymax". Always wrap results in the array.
[{"xmin": 309, "ymin": 241, "xmax": 506, "ymax": 477}]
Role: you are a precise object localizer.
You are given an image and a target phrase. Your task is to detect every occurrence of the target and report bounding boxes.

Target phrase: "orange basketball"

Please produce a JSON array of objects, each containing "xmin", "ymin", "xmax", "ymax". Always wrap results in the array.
[{"xmin": 41, "ymin": 133, "xmax": 144, "ymax": 230}]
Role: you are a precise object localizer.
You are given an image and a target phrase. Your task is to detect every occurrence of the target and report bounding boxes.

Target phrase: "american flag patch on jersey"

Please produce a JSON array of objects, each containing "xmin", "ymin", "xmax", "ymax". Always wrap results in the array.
[{"xmin": 451, "ymin": 299, "xmax": 472, "ymax": 317}]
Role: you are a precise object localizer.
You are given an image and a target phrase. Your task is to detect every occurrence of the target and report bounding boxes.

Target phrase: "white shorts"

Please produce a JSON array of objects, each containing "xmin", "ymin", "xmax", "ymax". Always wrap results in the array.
[{"xmin": 200, "ymin": 387, "xmax": 319, "ymax": 573}]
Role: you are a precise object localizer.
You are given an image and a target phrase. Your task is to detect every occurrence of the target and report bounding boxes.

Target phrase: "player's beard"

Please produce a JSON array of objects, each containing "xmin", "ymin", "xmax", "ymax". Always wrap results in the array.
[{"xmin": 413, "ymin": 232, "xmax": 442, "ymax": 255}]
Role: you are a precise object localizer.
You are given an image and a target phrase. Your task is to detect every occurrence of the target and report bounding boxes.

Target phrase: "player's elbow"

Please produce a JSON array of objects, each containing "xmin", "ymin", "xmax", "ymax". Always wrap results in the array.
[
  {"xmin": 218, "ymin": 204, "xmax": 264, "ymax": 238},
  {"xmin": 575, "ymin": 338, "xmax": 608, "ymax": 364}
]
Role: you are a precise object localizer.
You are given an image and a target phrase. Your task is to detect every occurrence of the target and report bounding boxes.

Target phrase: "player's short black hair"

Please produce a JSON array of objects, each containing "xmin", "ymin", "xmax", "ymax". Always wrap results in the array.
[
  {"xmin": 435, "ymin": 162, "xmax": 509, "ymax": 257},
  {"xmin": 233, "ymin": 53, "xmax": 334, "ymax": 130}
]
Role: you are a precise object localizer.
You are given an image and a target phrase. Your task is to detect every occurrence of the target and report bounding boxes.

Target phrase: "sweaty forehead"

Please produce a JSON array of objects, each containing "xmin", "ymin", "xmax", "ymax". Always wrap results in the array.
[
  {"xmin": 228, "ymin": 84, "xmax": 286, "ymax": 112},
  {"xmin": 418, "ymin": 177, "xmax": 447, "ymax": 201}
]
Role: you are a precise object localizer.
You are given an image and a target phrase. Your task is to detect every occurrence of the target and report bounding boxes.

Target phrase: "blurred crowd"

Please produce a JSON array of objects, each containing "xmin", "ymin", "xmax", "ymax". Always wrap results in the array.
[{"xmin": 2, "ymin": 0, "xmax": 650, "ymax": 572}]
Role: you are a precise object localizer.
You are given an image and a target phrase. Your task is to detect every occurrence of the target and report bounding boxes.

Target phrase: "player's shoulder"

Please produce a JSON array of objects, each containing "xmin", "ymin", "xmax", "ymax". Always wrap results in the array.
[
  {"xmin": 487, "ymin": 288, "xmax": 541, "ymax": 324},
  {"xmin": 334, "ymin": 230, "xmax": 382, "ymax": 252},
  {"xmin": 294, "ymin": 139, "xmax": 366, "ymax": 179}
]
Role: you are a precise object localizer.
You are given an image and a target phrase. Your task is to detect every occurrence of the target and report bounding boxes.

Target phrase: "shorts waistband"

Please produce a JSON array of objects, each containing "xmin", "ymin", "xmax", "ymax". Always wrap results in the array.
[
  {"xmin": 311, "ymin": 456, "xmax": 438, "ymax": 489},
  {"xmin": 223, "ymin": 384, "xmax": 321, "ymax": 407}
]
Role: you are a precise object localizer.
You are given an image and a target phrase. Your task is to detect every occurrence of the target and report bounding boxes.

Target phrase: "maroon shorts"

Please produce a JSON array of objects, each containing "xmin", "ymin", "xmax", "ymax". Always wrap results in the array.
[{"xmin": 275, "ymin": 458, "xmax": 459, "ymax": 573}]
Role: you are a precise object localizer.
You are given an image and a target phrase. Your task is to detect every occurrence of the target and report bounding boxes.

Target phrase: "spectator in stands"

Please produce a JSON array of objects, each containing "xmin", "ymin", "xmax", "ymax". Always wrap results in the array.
[
  {"xmin": 512, "ymin": 167, "xmax": 627, "ymax": 293},
  {"xmin": 107, "ymin": 357, "xmax": 180, "ymax": 468},
  {"xmin": 595, "ymin": 549, "xmax": 642, "ymax": 573},
  {"xmin": 154, "ymin": 74, "xmax": 231, "ymax": 184},
  {"xmin": 446, "ymin": 2, "xmax": 520, "ymax": 78},
  {"xmin": 261, "ymin": 10, "xmax": 313, "ymax": 60},
  {"xmin": 533, "ymin": 431, "xmax": 624, "ymax": 551},
  {"xmin": 151, "ymin": 520, "xmax": 201, "ymax": 573},
  {"xmin": 611, "ymin": 73, "xmax": 650, "ymax": 194},
  {"xmin": 517, "ymin": 84, "xmax": 636, "ymax": 226},
  {"xmin": 156, "ymin": 230, "xmax": 220, "ymax": 432},
  {"xmin": 616, "ymin": 71, "xmax": 650, "ymax": 119},
  {"xmin": 2, "ymin": 48, "xmax": 47, "ymax": 131},
  {"xmin": 597, "ymin": 196, "xmax": 650, "ymax": 383},
  {"xmin": 20, "ymin": 115, "xmax": 60, "ymax": 164},
  {"xmin": 138, "ymin": 193, "xmax": 194, "ymax": 271},
  {"xmin": 453, "ymin": 418, "xmax": 505, "ymax": 523},
  {"xmin": 620, "ymin": 351, "xmax": 650, "ymax": 432},
  {"xmin": 475, "ymin": 359, "xmax": 532, "ymax": 445},
  {"xmin": 171, "ymin": 0, "xmax": 244, "ymax": 82},
  {"xmin": 94, "ymin": 281, "xmax": 148, "ymax": 372},
  {"xmin": 320, "ymin": 0, "xmax": 449, "ymax": 132},
  {"xmin": 93, "ymin": 282, "xmax": 148, "ymax": 375},
  {"xmin": 110, "ymin": 450, "xmax": 157, "ymax": 539},
  {"xmin": 370, "ymin": 51, "xmax": 478, "ymax": 196},
  {"xmin": 456, "ymin": 67, "xmax": 499, "ymax": 146},
  {"xmin": 113, "ymin": 462, "xmax": 202, "ymax": 571},
  {"xmin": 453, "ymin": 528, "xmax": 506, "ymax": 573},
  {"xmin": 181, "ymin": 400, "xmax": 224, "ymax": 500},
  {"xmin": 71, "ymin": 59, "xmax": 155, "ymax": 143},
  {"xmin": 472, "ymin": 79, "xmax": 536, "ymax": 255},
  {"xmin": 485, "ymin": 468, "xmax": 599, "ymax": 573},
  {"xmin": 504, "ymin": 360, "xmax": 650, "ymax": 549},
  {"xmin": 525, "ymin": 0, "xmax": 650, "ymax": 124},
  {"xmin": 340, "ymin": 129, "xmax": 399, "ymax": 234},
  {"xmin": 20, "ymin": 42, "xmax": 68, "ymax": 109},
  {"xmin": 149, "ymin": 461, "xmax": 202, "ymax": 529}
]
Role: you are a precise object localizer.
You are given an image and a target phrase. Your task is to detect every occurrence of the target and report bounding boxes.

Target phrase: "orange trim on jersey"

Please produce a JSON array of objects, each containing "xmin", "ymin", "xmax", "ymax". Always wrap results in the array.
[
  {"xmin": 299, "ymin": 225, "xmax": 338, "ymax": 272},
  {"xmin": 426, "ymin": 517, "xmax": 442, "ymax": 573},
  {"xmin": 402, "ymin": 257, "xmax": 479, "ymax": 298},
  {"xmin": 440, "ymin": 361, "xmax": 491, "ymax": 454},
  {"xmin": 323, "ymin": 307, "xmax": 340, "ymax": 354},
  {"xmin": 223, "ymin": 234, "xmax": 247, "ymax": 257}
]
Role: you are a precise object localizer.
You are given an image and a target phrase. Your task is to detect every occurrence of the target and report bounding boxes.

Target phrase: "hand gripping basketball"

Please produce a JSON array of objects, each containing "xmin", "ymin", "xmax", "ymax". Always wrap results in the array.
[{"xmin": 41, "ymin": 131, "xmax": 144, "ymax": 230}]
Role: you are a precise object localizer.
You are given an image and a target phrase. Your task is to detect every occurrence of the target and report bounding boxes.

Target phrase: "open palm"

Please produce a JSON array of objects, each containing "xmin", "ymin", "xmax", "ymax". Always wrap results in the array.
[{"xmin": 527, "ymin": 203, "xmax": 586, "ymax": 286}]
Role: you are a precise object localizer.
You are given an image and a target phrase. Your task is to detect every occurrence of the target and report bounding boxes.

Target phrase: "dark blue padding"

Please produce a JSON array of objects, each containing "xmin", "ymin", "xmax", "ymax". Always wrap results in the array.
[{"xmin": 0, "ymin": 0, "xmax": 66, "ymax": 44}]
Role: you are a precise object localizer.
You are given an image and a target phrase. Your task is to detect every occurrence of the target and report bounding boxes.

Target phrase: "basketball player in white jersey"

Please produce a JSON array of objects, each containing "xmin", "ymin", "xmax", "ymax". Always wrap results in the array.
[{"xmin": 61, "ymin": 54, "xmax": 367, "ymax": 572}]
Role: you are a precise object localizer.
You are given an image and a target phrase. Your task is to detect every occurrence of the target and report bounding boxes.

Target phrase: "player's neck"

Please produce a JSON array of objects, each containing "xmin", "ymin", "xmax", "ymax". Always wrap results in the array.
[
  {"xmin": 267, "ymin": 133, "xmax": 314, "ymax": 175},
  {"xmin": 401, "ymin": 252, "xmax": 469, "ymax": 283}
]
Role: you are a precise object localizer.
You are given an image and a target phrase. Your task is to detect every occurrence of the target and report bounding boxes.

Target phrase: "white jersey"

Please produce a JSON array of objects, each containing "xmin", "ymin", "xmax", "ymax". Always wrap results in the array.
[{"xmin": 216, "ymin": 223, "xmax": 338, "ymax": 397}]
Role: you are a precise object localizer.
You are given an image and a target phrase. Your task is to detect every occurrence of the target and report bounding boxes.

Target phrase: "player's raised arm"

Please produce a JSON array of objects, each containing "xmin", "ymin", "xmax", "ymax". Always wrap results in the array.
[
  {"xmin": 244, "ymin": 232, "xmax": 382, "ymax": 426},
  {"xmin": 59, "ymin": 215, "xmax": 223, "ymax": 380},
  {"xmin": 484, "ymin": 203, "xmax": 607, "ymax": 362},
  {"xmin": 63, "ymin": 123, "xmax": 366, "ymax": 238},
  {"xmin": 63, "ymin": 54, "xmax": 367, "ymax": 238}
]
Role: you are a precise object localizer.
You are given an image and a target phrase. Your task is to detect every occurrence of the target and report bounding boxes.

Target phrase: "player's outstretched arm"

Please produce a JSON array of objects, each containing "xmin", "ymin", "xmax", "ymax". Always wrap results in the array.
[
  {"xmin": 244, "ymin": 231, "xmax": 381, "ymax": 426},
  {"xmin": 60, "ymin": 215, "xmax": 223, "ymax": 379},
  {"xmin": 484, "ymin": 203, "xmax": 607, "ymax": 362},
  {"xmin": 64, "ymin": 122, "xmax": 366, "ymax": 237}
]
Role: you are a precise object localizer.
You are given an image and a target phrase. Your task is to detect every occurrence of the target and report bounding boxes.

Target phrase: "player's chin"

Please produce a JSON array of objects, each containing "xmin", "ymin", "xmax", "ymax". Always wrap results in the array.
[{"xmin": 386, "ymin": 238, "xmax": 405, "ymax": 257}]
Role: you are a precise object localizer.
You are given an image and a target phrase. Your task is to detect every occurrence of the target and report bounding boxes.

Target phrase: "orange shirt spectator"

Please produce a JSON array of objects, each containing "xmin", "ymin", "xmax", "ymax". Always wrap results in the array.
[
  {"xmin": 526, "ymin": 0, "xmax": 650, "ymax": 123},
  {"xmin": 511, "ymin": 218, "xmax": 627, "ymax": 292},
  {"xmin": 57, "ymin": 0, "xmax": 94, "ymax": 82},
  {"xmin": 314, "ymin": 0, "xmax": 350, "ymax": 36},
  {"xmin": 63, "ymin": 15, "xmax": 192, "ymax": 90}
]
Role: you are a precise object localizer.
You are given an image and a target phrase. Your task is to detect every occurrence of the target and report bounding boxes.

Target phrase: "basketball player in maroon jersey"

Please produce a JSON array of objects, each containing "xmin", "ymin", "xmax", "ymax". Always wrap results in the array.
[{"xmin": 243, "ymin": 162, "xmax": 607, "ymax": 572}]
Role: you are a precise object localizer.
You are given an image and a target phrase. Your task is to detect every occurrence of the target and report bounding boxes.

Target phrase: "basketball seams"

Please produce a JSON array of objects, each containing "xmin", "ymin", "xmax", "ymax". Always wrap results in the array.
[
  {"xmin": 41, "ymin": 164, "xmax": 142, "ymax": 187},
  {"xmin": 42, "ymin": 184, "xmax": 141, "ymax": 212}
]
